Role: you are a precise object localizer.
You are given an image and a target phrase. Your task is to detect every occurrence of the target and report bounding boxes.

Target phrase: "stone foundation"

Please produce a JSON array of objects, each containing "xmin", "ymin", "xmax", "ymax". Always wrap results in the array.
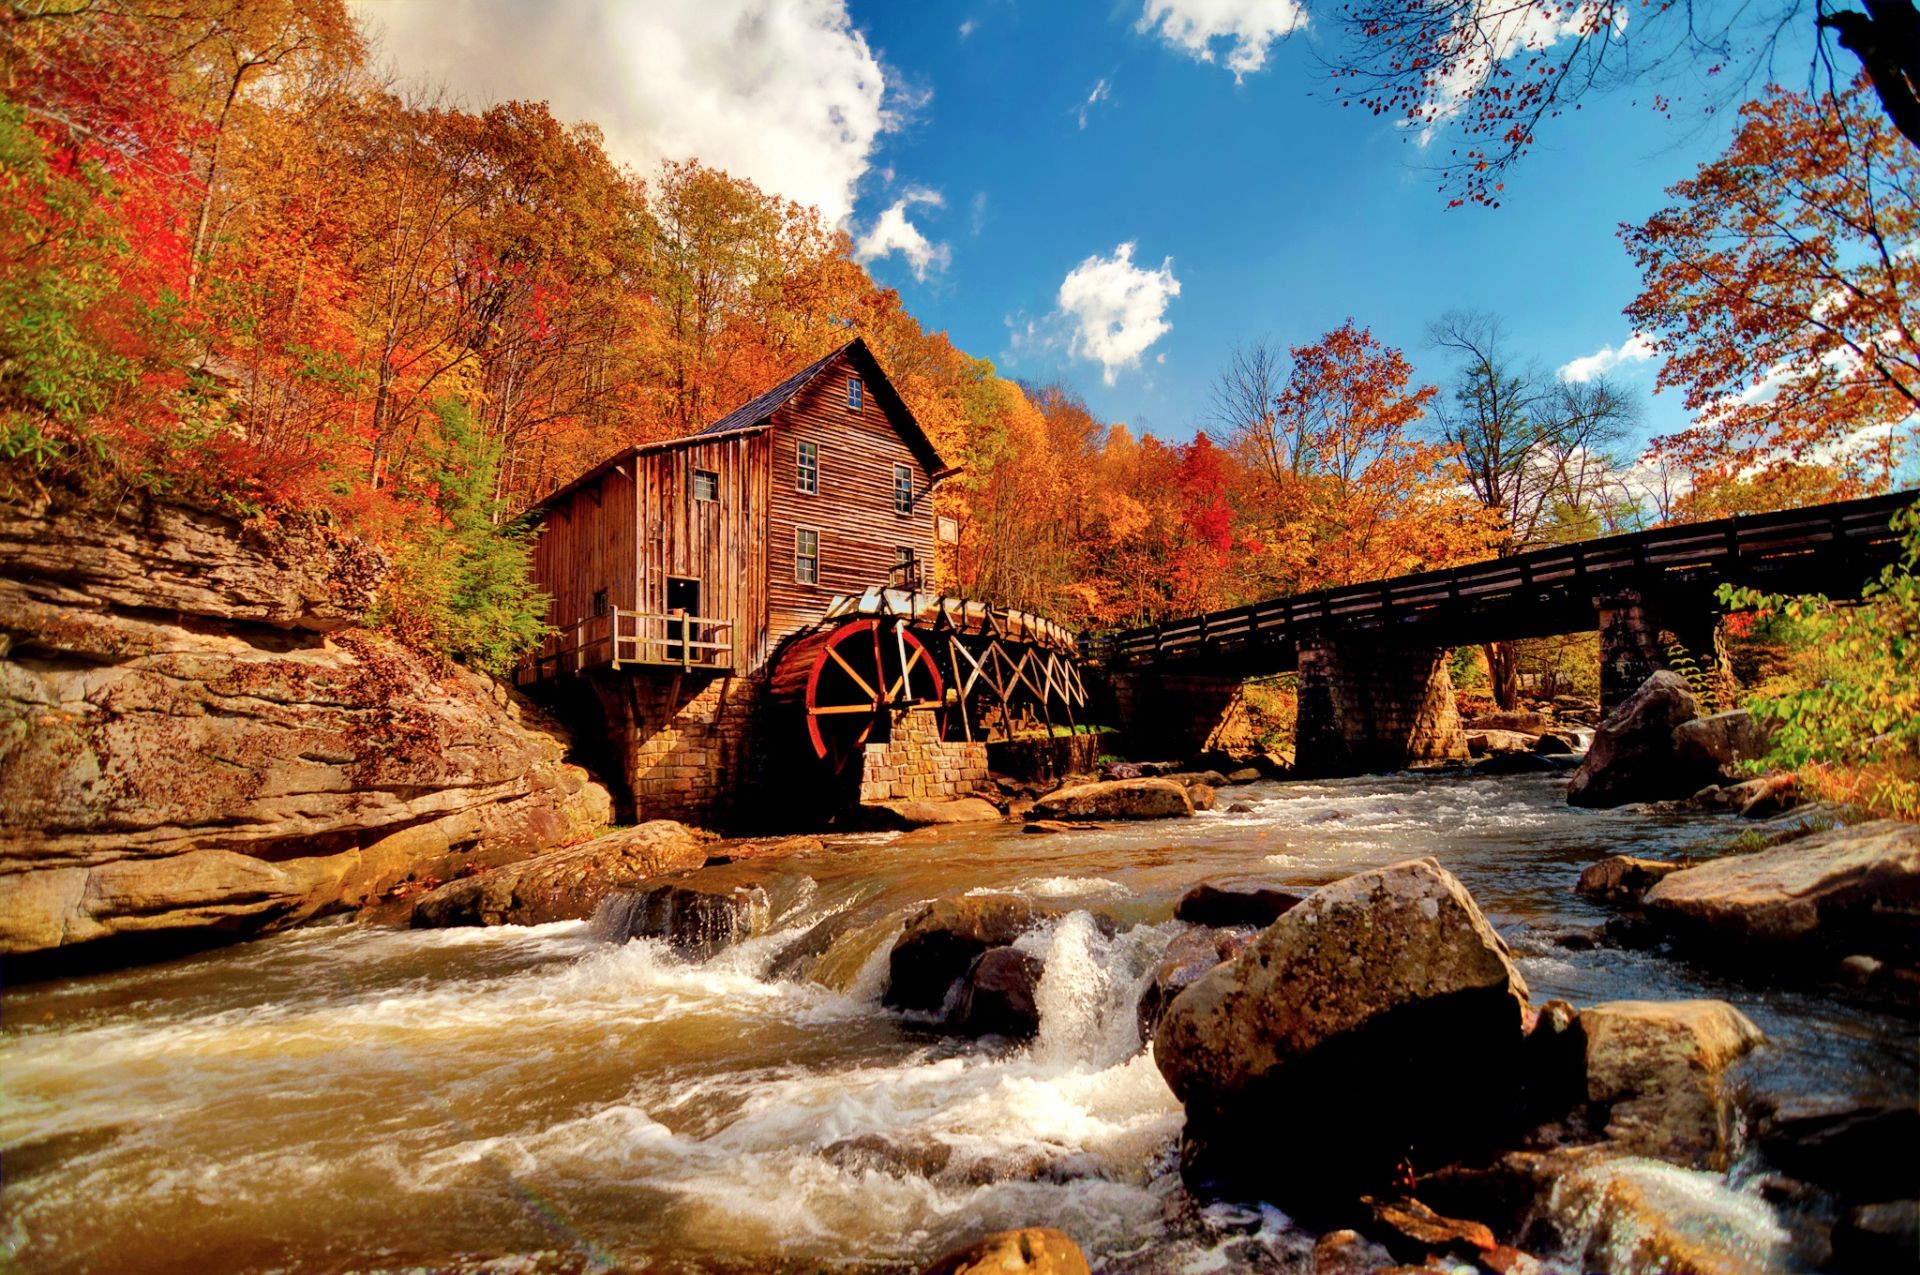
[
  {"xmin": 986, "ymin": 732, "xmax": 1104, "ymax": 783},
  {"xmin": 858, "ymin": 705, "xmax": 989, "ymax": 805},
  {"xmin": 591, "ymin": 672, "xmax": 761, "ymax": 828},
  {"xmin": 1103, "ymin": 670, "xmax": 1256, "ymax": 759},
  {"xmin": 1596, "ymin": 590, "xmax": 1733, "ymax": 716},
  {"xmin": 1293, "ymin": 637, "xmax": 1468, "ymax": 776}
]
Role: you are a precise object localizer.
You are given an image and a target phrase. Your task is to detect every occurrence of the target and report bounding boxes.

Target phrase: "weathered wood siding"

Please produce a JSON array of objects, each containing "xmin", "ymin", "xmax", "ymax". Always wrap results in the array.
[
  {"xmin": 530, "ymin": 465, "xmax": 638, "ymax": 653},
  {"xmin": 632, "ymin": 432, "xmax": 769, "ymax": 674},
  {"xmin": 765, "ymin": 356, "xmax": 937, "ymax": 650}
]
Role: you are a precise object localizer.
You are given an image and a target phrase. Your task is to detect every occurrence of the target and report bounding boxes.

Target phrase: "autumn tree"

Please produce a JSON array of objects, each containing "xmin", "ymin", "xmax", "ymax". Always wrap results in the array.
[
  {"xmin": 1624, "ymin": 80, "xmax": 1918, "ymax": 517},
  {"xmin": 1327, "ymin": 0, "xmax": 1917, "ymax": 206}
]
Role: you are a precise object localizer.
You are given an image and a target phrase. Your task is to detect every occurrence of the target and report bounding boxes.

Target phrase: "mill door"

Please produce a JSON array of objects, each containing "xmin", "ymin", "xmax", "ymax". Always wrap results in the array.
[{"xmin": 665, "ymin": 576, "xmax": 702, "ymax": 662}]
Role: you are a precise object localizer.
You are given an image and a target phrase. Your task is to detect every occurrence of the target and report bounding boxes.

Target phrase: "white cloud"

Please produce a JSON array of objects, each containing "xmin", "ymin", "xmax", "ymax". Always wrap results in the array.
[
  {"xmin": 1136, "ymin": 0, "xmax": 1307, "ymax": 80},
  {"xmin": 855, "ymin": 188, "xmax": 951, "ymax": 281},
  {"xmin": 1056, "ymin": 243, "xmax": 1182, "ymax": 384},
  {"xmin": 1078, "ymin": 78, "xmax": 1112, "ymax": 129},
  {"xmin": 1411, "ymin": 0, "xmax": 1616, "ymax": 143},
  {"xmin": 969, "ymin": 191, "xmax": 989, "ymax": 235},
  {"xmin": 959, "ymin": 18, "xmax": 976, "ymax": 38},
  {"xmin": 353, "ymin": 0, "xmax": 892, "ymax": 224},
  {"xmin": 1558, "ymin": 332, "xmax": 1656, "ymax": 383}
]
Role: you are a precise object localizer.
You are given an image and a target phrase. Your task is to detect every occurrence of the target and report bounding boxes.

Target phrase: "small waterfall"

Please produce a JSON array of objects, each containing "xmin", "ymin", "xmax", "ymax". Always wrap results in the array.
[
  {"xmin": 589, "ymin": 884, "xmax": 772, "ymax": 960},
  {"xmin": 1026, "ymin": 912, "xmax": 1175, "ymax": 1068}
]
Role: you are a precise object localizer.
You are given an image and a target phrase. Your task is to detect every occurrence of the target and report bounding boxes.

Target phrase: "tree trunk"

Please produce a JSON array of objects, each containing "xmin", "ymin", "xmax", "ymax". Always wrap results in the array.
[{"xmin": 1485, "ymin": 640, "xmax": 1520, "ymax": 710}]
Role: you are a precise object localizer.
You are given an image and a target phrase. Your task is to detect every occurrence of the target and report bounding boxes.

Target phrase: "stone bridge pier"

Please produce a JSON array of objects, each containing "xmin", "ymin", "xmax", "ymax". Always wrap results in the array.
[
  {"xmin": 1595, "ymin": 589, "xmax": 1733, "ymax": 714},
  {"xmin": 1293, "ymin": 636, "xmax": 1468, "ymax": 777},
  {"xmin": 1101, "ymin": 669, "xmax": 1256, "ymax": 760}
]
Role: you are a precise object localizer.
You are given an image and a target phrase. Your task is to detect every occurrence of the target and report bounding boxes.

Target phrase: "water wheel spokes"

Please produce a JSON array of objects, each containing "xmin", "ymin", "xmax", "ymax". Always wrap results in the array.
[{"xmin": 800, "ymin": 619, "xmax": 944, "ymax": 772}]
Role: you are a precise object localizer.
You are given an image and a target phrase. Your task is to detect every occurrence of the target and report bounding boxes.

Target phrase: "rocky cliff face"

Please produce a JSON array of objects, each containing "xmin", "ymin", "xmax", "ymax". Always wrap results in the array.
[{"xmin": 0, "ymin": 491, "xmax": 611, "ymax": 958}]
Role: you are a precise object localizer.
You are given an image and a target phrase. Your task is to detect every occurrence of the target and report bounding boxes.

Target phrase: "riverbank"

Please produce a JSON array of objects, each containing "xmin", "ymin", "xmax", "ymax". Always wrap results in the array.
[{"xmin": 4, "ymin": 771, "xmax": 1912, "ymax": 1273}]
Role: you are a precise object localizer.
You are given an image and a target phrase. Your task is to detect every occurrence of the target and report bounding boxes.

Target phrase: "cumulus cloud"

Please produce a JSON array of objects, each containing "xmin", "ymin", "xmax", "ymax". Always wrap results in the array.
[
  {"xmin": 959, "ymin": 18, "xmax": 976, "ymax": 38},
  {"xmin": 353, "ymin": 0, "xmax": 892, "ymax": 223},
  {"xmin": 1558, "ymin": 332, "xmax": 1656, "ymax": 383},
  {"xmin": 1078, "ymin": 78, "xmax": 1112, "ymax": 129},
  {"xmin": 855, "ymin": 188, "xmax": 951, "ymax": 281},
  {"xmin": 1056, "ymin": 243, "xmax": 1182, "ymax": 384},
  {"xmin": 1136, "ymin": 0, "xmax": 1307, "ymax": 80}
]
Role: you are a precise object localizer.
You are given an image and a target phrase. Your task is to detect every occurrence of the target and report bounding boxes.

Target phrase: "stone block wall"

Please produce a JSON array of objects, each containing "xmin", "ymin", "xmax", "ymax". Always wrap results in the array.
[
  {"xmin": 986, "ymin": 732, "xmax": 1103, "ymax": 783},
  {"xmin": 858, "ymin": 705, "xmax": 989, "ymax": 805},
  {"xmin": 1596, "ymin": 589, "xmax": 1733, "ymax": 715},
  {"xmin": 591, "ymin": 671, "xmax": 761, "ymax": 828},
  {"xmin": 1294, "ymin": 637, "xmax": 1468, "ymax": 776}
]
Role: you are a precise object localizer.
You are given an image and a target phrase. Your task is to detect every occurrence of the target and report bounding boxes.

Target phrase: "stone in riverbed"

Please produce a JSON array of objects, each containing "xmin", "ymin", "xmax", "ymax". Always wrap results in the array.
[
  {"xmin": 953, "ymin": 945, "xmax": 1044, "ymax": 1037},
  {"xmin": 1576, "ymin": 855, "xmax": 1685, "ymax": 906},
  {"xmin": 1566, "ymin": 671, "xmax": 1716, "ymax": 808},
  {"xmin": 1546, "ymin": 1155, "xmax": 1803, "ymax": 1275},
  {"xmin": 1029, "ymin": 778, "xmax": 1193, "ymax": 822},
  {"xmin": 1468, "ymin": 728, "xmax": 1541, "ymax": 756},
  {"xmin": 1643, "ymin": 819, "xmax": 1920, "ymax": 960},
  {"xmin": 919, "ymin": 1227, "xmax": 1091, "ymax": 1275},
  {"xmin": 885, "ymin": 895, "xmax": 1060, "ymax": 1013},
  {"xmin": 1153, "ymin": 857, "xmax": 1532, "ymax": 1207},
  {"xmin": 1671, "ymin": 709, "xmax": 1772, "ymax": 779},
  {"xmin": 1467, "ymin": 710, "xmax": 1550, "ymax": 734},
  {"xmin": 869, "ymin": 797, "xmax": 1004, "ymax": 827},
  {"xmin": 821, "ymin": 1132, "xmax": 953, "ymax": 1178},
  {"xmin": 1833, "ymin": 1200, "xmax": 1920, "ymax": 1271},
  {"xmin": 1187, "ymin": 783, "xmax": 1218, "ymax": 812},
  {"xmin": 1753, "ymin": 1094, "xmax": 1920, "ymax": 1199},
  {"xmin": 1580, "ymin": 999, "xmax": 1765, "ymax": 1169},
  {"xmin": 409, "ymin": 821, "xmax": 713, "ymax": 927},
  {"xmin": 1310, "ymin": 1229, "xmax": 1395, "ymax": 1275},
  {"xmin": 1173, "ymin": 882, "xmax": 1304, "ymax": 929},
  {"xmin": 590, "ymin": 883, "xmax": 769, "ymax": 960},
  {"xmin": 1136, "ymin": 926, "xmax": 1256, "ymax": 1042},
  {"xmin": 1362, "ymin": 1195, "xmax": 1497, "ymax": 1261}
]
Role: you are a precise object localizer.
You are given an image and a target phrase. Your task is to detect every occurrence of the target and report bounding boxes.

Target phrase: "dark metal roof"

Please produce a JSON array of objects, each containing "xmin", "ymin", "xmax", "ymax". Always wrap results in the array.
[{"xmin": 529, "ymin": 336, "xmax": 956, "ymax": 513}]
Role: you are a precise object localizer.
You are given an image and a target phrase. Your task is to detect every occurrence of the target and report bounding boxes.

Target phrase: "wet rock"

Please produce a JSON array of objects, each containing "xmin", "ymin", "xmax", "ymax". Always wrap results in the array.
[
  {"xmin": 1580, "ymin": 999, "xmax": 1765, "ymax": 1169},
  {"xmin": 1101, "ymin": 761, "xmax": 1144, "ymax": 780},
  {"xmin": 1833, "ymin": 1200, "xmax": 1919, "ymax": 1271},
  {"xmin": 1532, "ymin": 731, "xmax": 1576, "ymax": 755},
  {"xmin": 1187, "ymin": 784, "xmax": 1219, "ymax": 812},
  {"xmin": 1022, "ymin": 820, "xmax": 1082, "ymax": 836},
  {"xmin": 1310, "ymin": 1229, "xmax": 1394, "ymax": 1275},
  {"xmin": 1165, "ymin": 769, "xmax": 1232, "ymax": 790},
  {"xmin": 1576, "ymin": 856, "xmax": 1685, "ymax": 906},
  {"xmin": 1468, "ymin": 728, "xmax": 1542, "ymax": 755},
  {"xmin": 821, "ymin": 1132, "xmax": 953, "ymax": 1178},
  {"xmin": 1467, "ymin": 710, "xmax": 1550, "ymax": 734},
  {"xmin": 1521, "ymin": 998, "xmax": 1589, "ymax": 1121},
  {"xmin": 1546, "ymin": 1156, "xmax": 1802, "ymax": 1275},
  {"xmin": 0, "ymin": 496, "xmax": 614, "ymax": 957},
  {"xmin": 1671, "ymin": 709, "xmax": 1772, "ymax": 779},
  {"xmin": 885, "ymin": 895, "xmax": 1059, "ymax": 1013},
  {"xmin": 1255, "ymin": 751, "xmax": 1293, "ymax": 778},
  {"xmin": 1553, "ymin": 695, "xmax": 1601, "ymax": 724},
  {"xmin": 1474, "ymin": 751, "xmax": 1563, "ymax": 774},
  {"xmin": 954, "ymin": 946, "xmax": 1045, "ymax": 1037},
  {"xmin": 1227, "ymin": 802, "xmax": 1256, "ymax": 814},
  {"xmin": 1362, "ymin": 1195, "xmax": 1496, "ymax": 1261},
  {"xmin": 1154, "ymin": 858, "xmax": 1532, "ymax": 1206},
  {"xmin": 1753, "ymin": 1094, "xmax": 1920, "ymax": 1198},
  {"xmin": 1029, "ymin": 778, "xmax": 1193, "ymax": 822},
  {"xmin": 410, "ymin": 821, "xmax": 712, "ymax": 927},
  {"xmin": 919, "ymin": 1227, "xmax": 1091, "ymax": 1275},
  {"xmin": 1137, "ymin": 927, "xmax": 1256, "ymax": 1041},
  {"xmin": 869, "ymin": 798, "xmax": 1004, "ymax": 828},
  {"xmin": 1225, "ymin": 767, "xmax": 1263, "ymax": 785},
  {"xmin": 1837, "ymin": 953, "xmax": 1884, "ymax": 988},
  {"xmin": 1643, "ymin": 819, "xmax": 1920, "ymax": 960},
  {"xmin": 1566, "ymin": 672, "xmax": 1714, "ymax": 809},
  {"xmin": 1174, "ymin": 882, "xmax": 1304, "ymax": 929},
  {"xmin": 591, "ymin": 883, "xmax": 769, "ymax": 960}
]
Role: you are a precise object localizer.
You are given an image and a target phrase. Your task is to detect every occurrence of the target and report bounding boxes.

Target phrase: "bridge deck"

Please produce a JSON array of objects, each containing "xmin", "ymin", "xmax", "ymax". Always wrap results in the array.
[{"xmin": 1088, "ymin": 491, "xmax": 1917, "ymax": 672}]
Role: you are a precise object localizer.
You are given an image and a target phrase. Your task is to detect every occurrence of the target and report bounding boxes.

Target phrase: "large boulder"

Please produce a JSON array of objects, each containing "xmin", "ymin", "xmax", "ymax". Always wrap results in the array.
[
  {"xmin": 885, "ymin": 895, "xmax": 1060, "ymax": 1012},
  {"xmin": 1576, "ymin": 856, "xmax": 1685, "ymax": 906},
  {"xmin": 1566, "ymin": 672, "xmax": 1713, "ymax": 808},
  {"xmin": 868, "ymin": 797, "xmax": 1004, "ymax": 828},
  {"xmin": 1580, "ymin": 1000, "xmax": 1765, "ymax": 1169},
  {"xmin": 953, "ymin": 946, "xmax": 1045, "ymax": 1037},
  {"xmin": 1467, "ymin": 728, "xmax": 1541, "ymax": 756},
  {"xmin": 1153, "ymin": 858, "xmax": 1532, "ymax": 1205},
  {"xmin": 1643, "ymin": 819, "xmax": 1920, "ymax": 960},
  {"xmin": 1671, "ymin": 710, "xmax": 1772, "ymax": 779},
  {"xmin": 0, "ymin": 494, "xmax": 612, "ymax": 958},
  {"xmin": 409, "ymin": 821, "xmax": 712, "ymax": 927},
  {"xmin": 1173, "ymin": 882, "xmax": 1304, "ymax": 928},
  {"xmin": 919, "ymin": 1228, "xmax": 1091, "ymax": 1275},
  {"xmin": 1029, "ymin": 778, "xmax": 1193, "ymax": 822},
  {"xmin": 1136, "ymin": 926, "xmax": 1256, "ymax": 1042}
]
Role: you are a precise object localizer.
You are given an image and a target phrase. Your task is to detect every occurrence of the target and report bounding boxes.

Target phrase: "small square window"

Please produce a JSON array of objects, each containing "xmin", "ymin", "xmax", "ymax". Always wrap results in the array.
[
  {"xmin": 692, "ymin": 469, "xmax": 719, "ymax": 502},
  {"xmin": 893, "ymin": 463, "xmax": 914, "ymax": 515},
  {"xmin": 795, "ymin": 528, "xmax": 819, "ymax": 584},
  {"xmin": 847, "ymin": 375, "xmax": 863, "ymax": 411},
  {"xmin": 894, "ymin": 546, "xmax": 915, "ymax": 567},
  {"xmin": 591, "ymin": 589, "xmax": 609, "ymax": 618},
  {"xmin": 797, "ymin": 440, "xmax": 819, "ymax": 494}
]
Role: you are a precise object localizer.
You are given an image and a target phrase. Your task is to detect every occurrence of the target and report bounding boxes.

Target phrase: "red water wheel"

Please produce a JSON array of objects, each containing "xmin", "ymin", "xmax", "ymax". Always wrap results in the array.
[{"xmin": 771, "ymin": 619, "xmax": 945, "ymax": 772}]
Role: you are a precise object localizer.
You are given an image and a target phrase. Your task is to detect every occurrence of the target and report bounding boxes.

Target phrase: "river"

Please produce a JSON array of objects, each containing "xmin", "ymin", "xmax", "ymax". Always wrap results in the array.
[{"xmin": 3, "ymin": 771, "xmax": 1913, "ymax": 1274}]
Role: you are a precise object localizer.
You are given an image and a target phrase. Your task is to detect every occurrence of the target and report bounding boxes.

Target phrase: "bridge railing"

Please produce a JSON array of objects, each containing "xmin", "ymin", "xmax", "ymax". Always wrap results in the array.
[{"xmin": 1085, "ymin": 491, "xmax": 1916, "ymax": 668}]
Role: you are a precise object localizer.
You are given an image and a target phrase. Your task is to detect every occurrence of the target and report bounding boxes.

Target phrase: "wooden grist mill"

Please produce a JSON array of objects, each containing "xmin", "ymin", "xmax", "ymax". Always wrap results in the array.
[
  {"xmin": 769, "ymin": 588, "xmax": 1088, "ymax": 778},
  {"xmin": 512, "ymin": 338, "xmax": 1094, "ymax": 825}
]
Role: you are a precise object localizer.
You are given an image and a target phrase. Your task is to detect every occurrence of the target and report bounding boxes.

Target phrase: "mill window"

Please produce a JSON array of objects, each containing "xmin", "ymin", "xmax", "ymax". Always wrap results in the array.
[
  {"xmin": 893, "ymin": 463, "xmax": 914, "ymax": 515},
  {"xmin": 591, "ymin": 588, "xmax": 609, "ymax": 618},
  {"xmin": 795, "ymin": 528, "xmax": 819, "ymax": 584},
  {"xmin": 847, "ymin": 375, "xmax": 863, "ymax": 411},
  {"xmin": 797, "ymin": 440, "xmax": 819, "ymax": 494},
  {"xmin": 692, "ymin": 469, "xmax": 719, "ymax": 503}
]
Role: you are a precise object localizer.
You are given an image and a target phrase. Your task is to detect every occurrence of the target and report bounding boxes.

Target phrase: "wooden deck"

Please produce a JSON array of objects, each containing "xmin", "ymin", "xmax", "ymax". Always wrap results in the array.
[
  {"xmin": 1086, "ymin": 491, "xmax": 1918, "ymax": 673},
  {"xmin": 515, "ymin": 608, "xmax": 734, "ymax": 686}
]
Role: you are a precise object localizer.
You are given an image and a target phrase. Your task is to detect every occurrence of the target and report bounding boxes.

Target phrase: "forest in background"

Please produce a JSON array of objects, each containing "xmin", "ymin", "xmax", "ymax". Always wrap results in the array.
[{"xmin": 1, "ymin": 0, "xmax": 1914, "ymax": 699}]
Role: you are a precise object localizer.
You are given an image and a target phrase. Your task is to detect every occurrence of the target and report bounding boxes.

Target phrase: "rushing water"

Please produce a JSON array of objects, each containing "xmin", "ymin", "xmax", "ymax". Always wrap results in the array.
[{"xmin": 4, "ymin": 772, "xmax": 1913, "ymax": 1274}]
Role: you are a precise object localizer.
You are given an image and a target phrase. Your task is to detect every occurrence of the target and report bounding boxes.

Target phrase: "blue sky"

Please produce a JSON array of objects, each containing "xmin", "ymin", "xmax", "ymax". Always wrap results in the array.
[{"xmin": 356, "ymin": 0, "xmax": 1791, "ymax": 449}]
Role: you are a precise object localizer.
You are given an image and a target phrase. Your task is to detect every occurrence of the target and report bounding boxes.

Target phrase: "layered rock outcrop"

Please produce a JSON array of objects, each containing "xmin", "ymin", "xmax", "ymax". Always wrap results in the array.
[{"xmin": 0, "ymin": 492, "xmax": 611, "ymax": 956}]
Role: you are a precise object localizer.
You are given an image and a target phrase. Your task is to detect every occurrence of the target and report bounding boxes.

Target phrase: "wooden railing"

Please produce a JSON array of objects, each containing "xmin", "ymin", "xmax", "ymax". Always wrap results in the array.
[
  {"xmin": 516, "ymin": 607, "xmax": 734, "ymax": 686},
  {"xmin": 1085, "ymin": 490, "xmax": 1917, "ymax": 670}
]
